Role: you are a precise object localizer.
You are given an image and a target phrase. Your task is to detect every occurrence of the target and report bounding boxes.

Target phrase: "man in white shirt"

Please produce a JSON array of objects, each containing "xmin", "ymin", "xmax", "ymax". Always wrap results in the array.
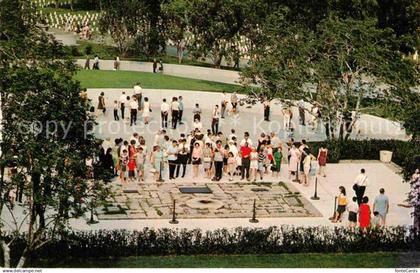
[
  {"xmin": 353, "ymin": 168, "xmax": 369, "ymax": 205},
  {"xmin": 220, "ymin": 91, "xmax": 228, "ymax": 118},
  {"xmin": 160, "ymin": 98, "xmax": 170, "ymax": 129},
  {"xmin": 167, "ymin": 140, "xmax": 179, "ymax": 180},
  {"xmin": 192, "ymin": 103, "xmax": 202, "ymax": 121},
  {"xmin": 211, "ymin": 105, "xmax": 220, "ymax": 134},
  {"xmin": 129, "ymin": 97, "xmax": 139, "ymax": 126},
  {"xmin": 240, "ymin": 132, "xmax": 253, "ymax": 147},
  {"xmin": 133, "ymin": 82, "xmax": 142, "ymax": 110},
  {"xmin": 119, "ymin": 91, "xmax": 127, "ymax": 119}
]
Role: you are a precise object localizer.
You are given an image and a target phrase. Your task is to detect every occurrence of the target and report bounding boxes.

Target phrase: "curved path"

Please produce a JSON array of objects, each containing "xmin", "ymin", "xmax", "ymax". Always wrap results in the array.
[{"xmin": 89, "ymin": 88, "xmax": 408, "ymax": 146}]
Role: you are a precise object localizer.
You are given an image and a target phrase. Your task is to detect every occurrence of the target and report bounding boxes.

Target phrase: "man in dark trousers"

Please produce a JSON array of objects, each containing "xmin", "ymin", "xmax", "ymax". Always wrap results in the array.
[{"xmin": 353, "ymin": 169, "xmax": 369, "ymax": 205}]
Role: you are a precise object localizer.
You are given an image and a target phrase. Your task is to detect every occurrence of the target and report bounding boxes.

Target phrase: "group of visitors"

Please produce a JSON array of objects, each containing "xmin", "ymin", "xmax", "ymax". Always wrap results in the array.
[
  {"xmin": 98, "ymin": 125, "xmax": 329, "ymax": 186},
  {"xmin": 331, "ymin": 169, "xmax": 390, "ymax": 231}
]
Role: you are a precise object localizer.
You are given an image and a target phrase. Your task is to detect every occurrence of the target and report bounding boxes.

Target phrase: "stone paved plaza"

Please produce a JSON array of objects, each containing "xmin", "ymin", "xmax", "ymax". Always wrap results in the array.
[{"xmin": 97, "ymin": 181, "xmax": 321, "ymax": 220}]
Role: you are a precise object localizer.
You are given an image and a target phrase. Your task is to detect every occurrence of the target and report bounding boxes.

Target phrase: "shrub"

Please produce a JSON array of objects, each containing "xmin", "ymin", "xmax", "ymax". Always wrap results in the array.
[
  {"xmin": 305, "ymin": 139, "xmax": 420, "ymax": 179},
  {"xmin": 1, "ymin": 226, "xmax": 419, "ymax": 263}
]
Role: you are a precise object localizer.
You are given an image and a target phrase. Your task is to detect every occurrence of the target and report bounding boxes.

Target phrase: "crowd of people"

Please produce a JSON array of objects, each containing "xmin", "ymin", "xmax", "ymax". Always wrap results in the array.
[{"xmin": 93, "ymin": 84, "xmax": 330, "ymax": 185}]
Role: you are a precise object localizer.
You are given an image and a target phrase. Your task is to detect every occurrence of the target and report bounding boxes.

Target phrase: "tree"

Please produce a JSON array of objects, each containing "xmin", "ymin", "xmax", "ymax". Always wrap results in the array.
[
  {"xmin": 241, "ymin": 15, "xmax": 419, "ymax": 140},
  {"xmin": 186, "ymin": 0, "xmax": 244, "ymax": 68},
  {"xmin": 99, "ymin": 0, "xmax": 147, "ymax": 56},
  {"xmin": 0, "ymin": 0, "xmax": 111, "ymax": 267},
  {"xmin": 161, "ymin": 0, "xmax": 189, "ymax": 63}
]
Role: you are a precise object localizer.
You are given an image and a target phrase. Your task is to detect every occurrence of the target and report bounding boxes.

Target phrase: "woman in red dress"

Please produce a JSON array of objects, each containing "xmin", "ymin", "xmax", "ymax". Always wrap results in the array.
[
  {"xmin": 317, "ymin": 145, "xmax": 328, "ymax": 177},
  {"xmin": 359, "ymin": 196, "xmax": 371, "ymax": 232}
]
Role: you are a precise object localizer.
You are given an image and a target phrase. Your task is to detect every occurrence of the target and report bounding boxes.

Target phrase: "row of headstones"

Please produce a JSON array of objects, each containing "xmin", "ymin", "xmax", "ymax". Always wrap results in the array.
[
  {"xmin": 32, "ymin": 0, "xmax": 73, "ymax": 8},
  {"xmin": 35, "ymin": 10, "xmax": 101, "ymax": 32}
]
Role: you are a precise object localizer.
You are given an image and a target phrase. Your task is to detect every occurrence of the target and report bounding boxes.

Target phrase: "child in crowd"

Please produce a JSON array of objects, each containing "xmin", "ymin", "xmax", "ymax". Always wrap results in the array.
[
  {"xmin": 119, "ymin": 150, "xmax": 129, "ymax": 183},
  {"xmin": 127, "ymin": 158, "xmax": 136, "ymax": 182},
  {"xmin": 347, "ymin": 196, "xmax": 359, "ymax": 230},
  {"xmin": 227, "ymin": 152, "xmax": 236, "ymax": 181},
  {"xmin": 371, "ymin": 211, "xmax": 382, "ymax": 228},
  {"xmin": 250, "ymin": 147, "xmax": 259, "ymax": 182},
  {"xmin": 257, "ymin": 147, "xmax": 266, "ymax": 180},
  {"xmin": 136, "ymin": 147, "xmax": 146, "ymax": 181}
]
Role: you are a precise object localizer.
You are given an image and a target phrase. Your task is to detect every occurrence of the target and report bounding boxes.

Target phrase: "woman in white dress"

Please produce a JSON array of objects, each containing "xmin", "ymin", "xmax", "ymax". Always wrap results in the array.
[
  {"xmin": 288, "ymin": 144, "xmax": 301, "ymax": 179},
  {"xmin": 142, "ymin": 97, "xmax": 150, "ymax": 124}
]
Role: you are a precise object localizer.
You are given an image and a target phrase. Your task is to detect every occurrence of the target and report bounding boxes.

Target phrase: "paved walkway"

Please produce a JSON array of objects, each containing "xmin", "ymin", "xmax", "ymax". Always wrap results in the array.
[
  {"xmin": 89, "ymin": 88, "xmax": 409, "ymax": 144},
  {"xmin": 66, "ymin": 162, "xmax": 413, "ymax": 231}
]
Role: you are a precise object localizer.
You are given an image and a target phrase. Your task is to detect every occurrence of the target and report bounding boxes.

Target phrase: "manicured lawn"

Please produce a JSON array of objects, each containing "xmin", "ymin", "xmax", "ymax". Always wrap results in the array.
[
  {"xmin": 74, "ymin": 70, "xmax": 238, "ymax": 92},
  {"xmin": 33, "ymin": 252, "xmax": 412, "ymax": 268}
]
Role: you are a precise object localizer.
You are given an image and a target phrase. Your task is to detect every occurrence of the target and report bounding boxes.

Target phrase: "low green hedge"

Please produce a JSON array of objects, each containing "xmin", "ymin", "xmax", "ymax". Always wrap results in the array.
[
  {"xmin": 306, "ymin": 139, "xmax": 420, "ymax": 179},
  {"xmin": 2, "ymin": 226, "xmax": 419, "ymax": 264}
]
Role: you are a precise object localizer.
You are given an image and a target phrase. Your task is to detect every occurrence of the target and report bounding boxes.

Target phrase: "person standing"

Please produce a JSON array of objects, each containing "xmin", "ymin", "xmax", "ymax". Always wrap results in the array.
[
  {"xmin": 129, "ymin": 97, "xmax": 138, "ymax": 126},
  {"xmin": 359, "ymin": 196, "xmax": 371, "ymax": 232},
  {"xmin": 133, "ymin": 82, "xmax": 142, "ymax": 110},
  {"xmin": 240, "ymin": 142, "xmax": 252, "ymax": 181},
  {"xmin": 317, "ymin": 145, "xmax": 328, "ymax": 177},
  {"xmin": 160, "ymin": 98, "xmax": 169, "ymax": 129},
  {"xmin": 150, "ymin": 146, "xmax": 164, "ymax": 181},
  {"xmin": 171, "ymin": 97, "xmax": 180, "ymax": 129},
  {"xmin": 353, "ymin": 169, "xmax": 369, "ymax": 205},
  {"xmin": 142, "ymin": 97, "xmax": 151, "ymax": 124},
  {"xmin": 288, "ymin": 144, "xmax": 300, "ymax": 179},
  {"xmin": 113, "ymin": 100, "xmax": 119, "ymax": 121},
  {"xmin": 119, "ymin": 91, "xmax": 127, "ymax": 120},
  {"xmin": 373, "ymin": 188, "xmax": 389, "ymax": 226},
  {"xmin": 97, "ymin": 92, "xmax": 106, "ymax": 116},
  {"xmin": 263, "ymin": 100, "xmax": 270, "ymax": 121},
  {"xmin": 347, "ymin": 196, "xmax": 359, "ymax": 231},
  {"xmin": 230, "ymin": 91, "xmax": 238, "ymax": 114},
  {"xmin": 272, "ymin": 147, "xmax": 282, "ymax": 179},
  {"xmin": 178, "ymin": 96, "xmax": 184, "ymax": 124},
  {"xmin": 176, "ymin": 138, "xmax": 189, "ymax": 178},
  {"xmin": 298, "ymin": 100, "xmax": 306, "ymax": 126},
  {"xmin": 250, "ymin": 147, "xmax": 259, "ymax": 182},
  {"xmin": 84, "ymin": 55, "xmax": 90, "ymax": 69},
  {"xmin": 221, "ymin": 91, "xmax": 228, "ymax": 118},
  {"xmin": 302, "ymin": 150, "xmax": 315, "ymax": 186},
  {"xmin": 213, "ymin": 140, "xmax": 224, "ymax": 181},
  {"xmin": 193, "ymin": 103, "xmax": 202, "ymax": 121},
  {"xmin": 153, "ymin": 58, "xmax": 158, "ymax": 73},
  {"xmin": 93, "ymin": 55, "xmax": 100, "ymax": 70},
  {"xmin": 167, "ymin": 140, "xmax": 179, "ymax": 180},
  {"xmin": 332, "ymin": 186, "xmax": 347, "ymax": 223},
  {"xmin": 191, "ymin": 142, "xmax": 202, "ymax": 179},
  {"xmin": 211, "ymin": 105, "xmax": 220, "ymax": 134},
  {"xmin": 114, "ymin": 56, "xmax": 120, "ymax": 70}
]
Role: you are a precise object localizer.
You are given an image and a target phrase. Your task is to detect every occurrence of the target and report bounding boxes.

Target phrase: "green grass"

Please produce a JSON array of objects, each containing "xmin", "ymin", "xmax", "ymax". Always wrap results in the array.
[
  {"xmin": 74, "ymin": 70, "xmax": 239, "ymax": 92},
  {"xmin": 32, "ymin": 252, "xmax": 414, "ymax": 268}
]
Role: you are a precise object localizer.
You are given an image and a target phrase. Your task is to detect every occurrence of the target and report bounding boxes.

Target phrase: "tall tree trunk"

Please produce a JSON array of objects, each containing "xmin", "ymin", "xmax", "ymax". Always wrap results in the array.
[{"xmin": 1, "ymin": 241, "xmax": 10, "ymax": 268}]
